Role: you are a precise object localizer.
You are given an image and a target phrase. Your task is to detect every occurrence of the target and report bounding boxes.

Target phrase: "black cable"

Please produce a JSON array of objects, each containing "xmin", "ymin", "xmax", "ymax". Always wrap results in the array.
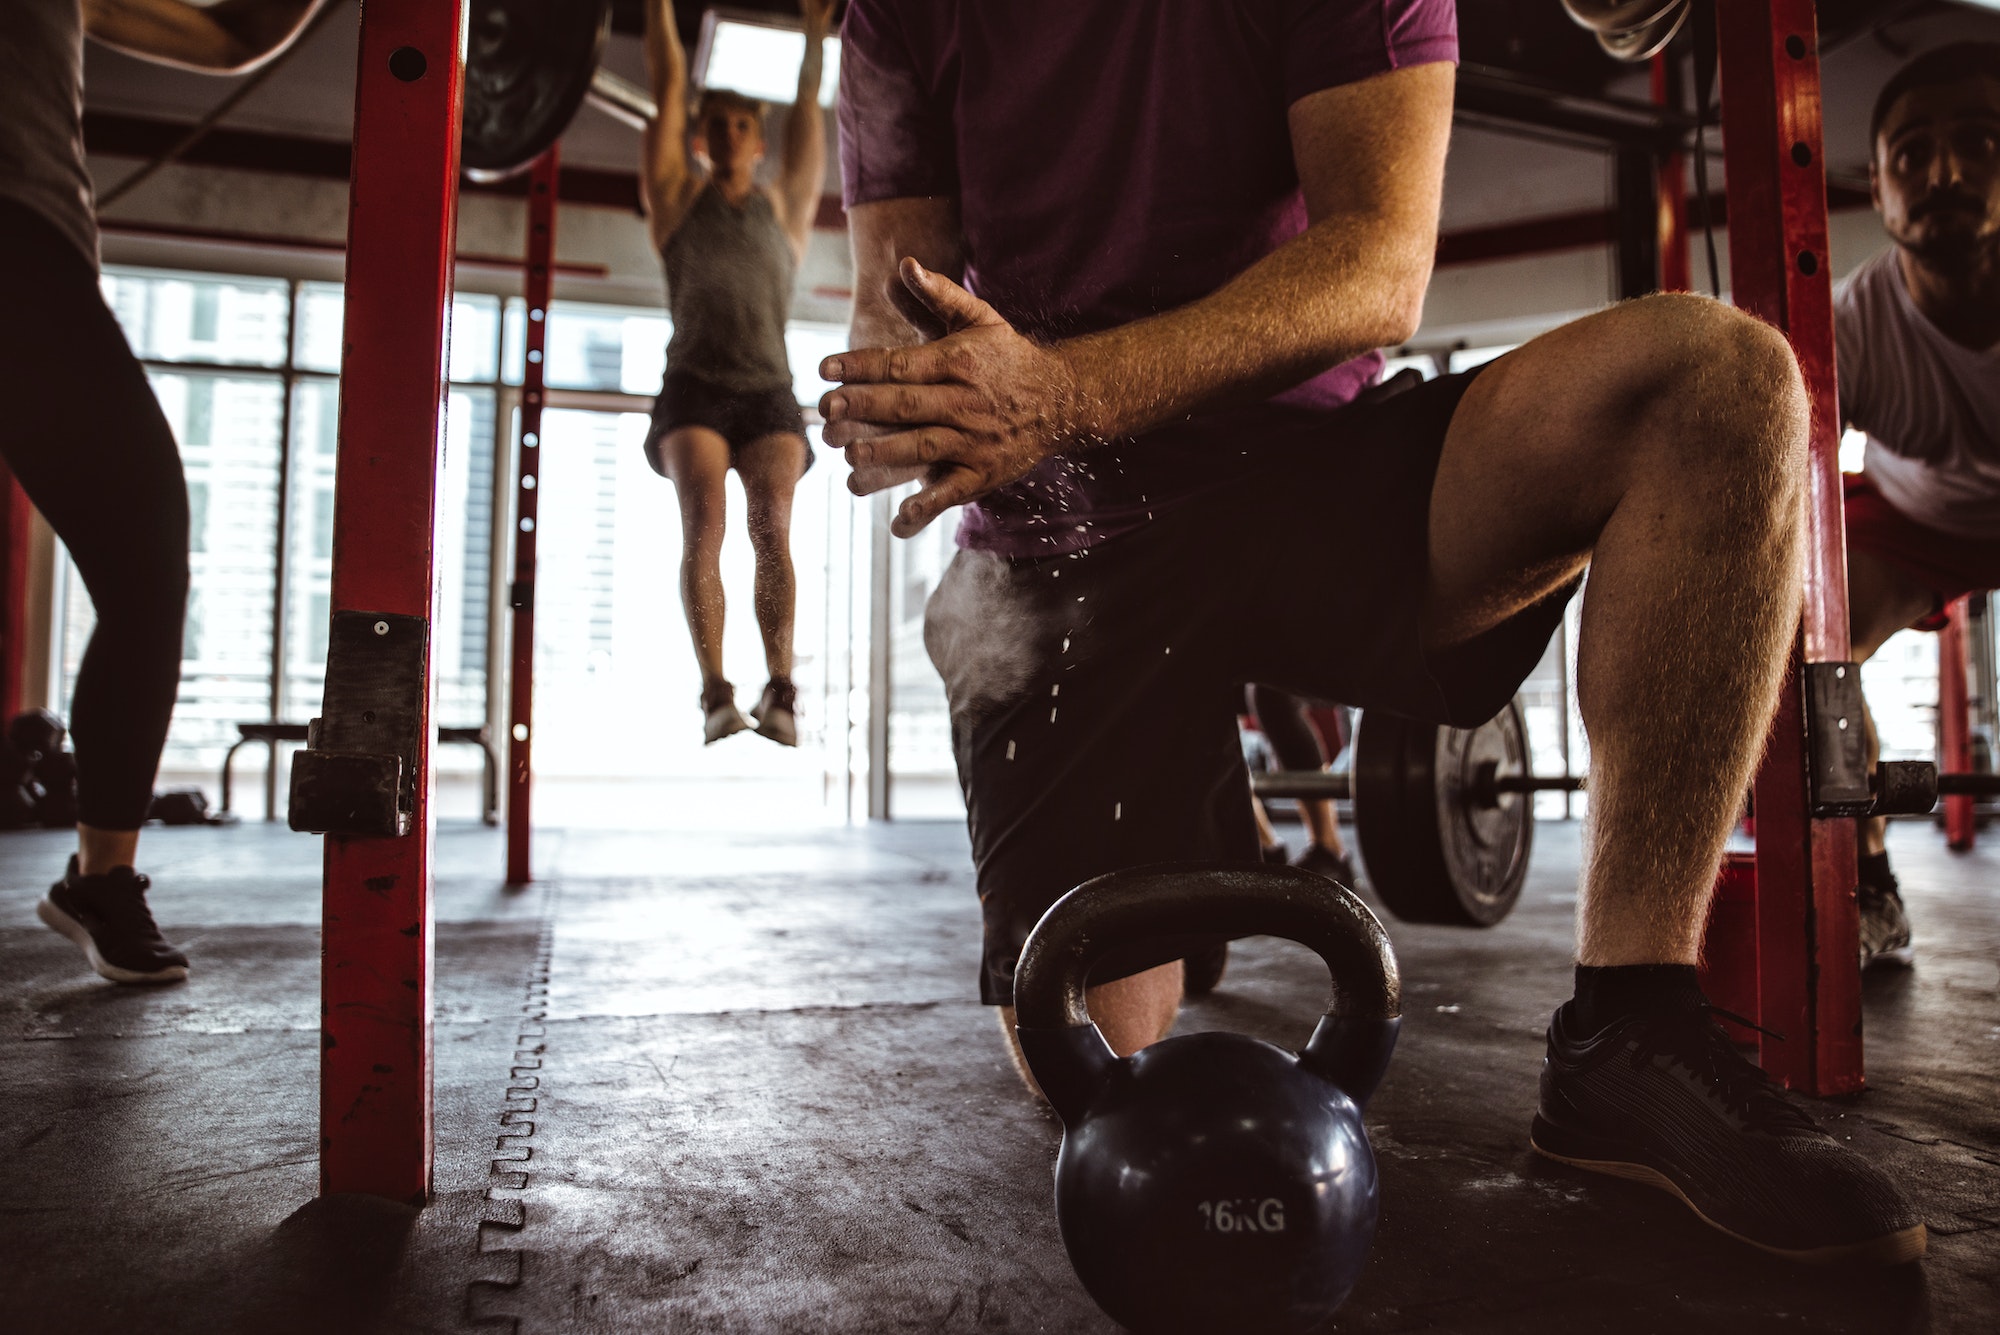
[
  {"xmin": 96, "ymin": 2, "xmax": 344, "ymax": 211},
  {"xmin": 1690, "ymin": 0, "xmax": 1721, "ymax": 298}
]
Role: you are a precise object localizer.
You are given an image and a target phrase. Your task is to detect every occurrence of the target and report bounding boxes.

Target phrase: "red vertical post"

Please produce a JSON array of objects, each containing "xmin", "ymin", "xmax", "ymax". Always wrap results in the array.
[
  {"xmin": 0, "ymin": 467, "xmax": 34, "ymax": 720},
  {"xmin": 1939, "ymin": 596, "xmax": 1975, "ymax": 851},
  {"xmin": 1719, "ymin": 0, "xmax": 1863, "ymax": 1095},
  {"xmin": 506, "ymin": 148, "xmax": 557, "ymax": 886},
  {"xmin": 320, "ymin": 0, "xmax": 465, "ymax": 1202},
  {"xmin": 1651, "ymin": 54, "xmax": 1691, "ymax": 294}
]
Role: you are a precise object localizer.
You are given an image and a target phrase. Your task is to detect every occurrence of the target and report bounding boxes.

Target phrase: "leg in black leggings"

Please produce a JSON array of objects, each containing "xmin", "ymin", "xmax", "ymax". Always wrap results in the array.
[{"xmin": 0, "ymin": 203, "xmax": 189, "ymax": 846}]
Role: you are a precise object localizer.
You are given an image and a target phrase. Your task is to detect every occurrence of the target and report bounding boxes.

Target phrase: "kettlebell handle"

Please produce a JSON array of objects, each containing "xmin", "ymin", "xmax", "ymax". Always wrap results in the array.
[{"xmin": 1014, "ymin": 863, "xmax": 1402, "ymax": 1122}]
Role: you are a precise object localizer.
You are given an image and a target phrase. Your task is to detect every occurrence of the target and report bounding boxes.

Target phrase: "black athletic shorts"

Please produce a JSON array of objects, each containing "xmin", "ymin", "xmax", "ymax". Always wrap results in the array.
[
  {"xmin": 924, "ymin": 367, "xmax": 1577, "ymax": 1006},
  {"xmin": 643, "ymin": 370, "xmax": 812, "ymax": 476}
]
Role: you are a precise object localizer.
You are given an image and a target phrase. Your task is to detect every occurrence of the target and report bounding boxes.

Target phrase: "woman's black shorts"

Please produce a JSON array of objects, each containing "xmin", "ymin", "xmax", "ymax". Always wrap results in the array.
[{"xmin": 643, "ymin": 370, "xmax": 812, "ymax": 477}]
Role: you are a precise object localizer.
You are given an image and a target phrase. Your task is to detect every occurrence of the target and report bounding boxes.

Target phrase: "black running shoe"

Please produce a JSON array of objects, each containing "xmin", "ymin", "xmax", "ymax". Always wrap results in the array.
[
  {"xmin": 1532, "ymin": 999, "xmax": 1925, "ymax": 1264},
  {"xmin": 1857, "ymin": 861, "xmax": 1914, "ymax": 970},
  {"xmin": 37, "ymin": 857, "xmax": 189, "ymax": 985},
  {"xmin": 1294, "ymin": 842, "xmax": 1359, "ymax": 889}
]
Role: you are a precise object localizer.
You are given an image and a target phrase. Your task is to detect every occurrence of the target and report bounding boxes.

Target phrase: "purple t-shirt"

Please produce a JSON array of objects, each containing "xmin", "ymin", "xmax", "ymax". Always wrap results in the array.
[{"xmin": 839, "ymin": 0, "xmax": 1458, "ymax": 556}]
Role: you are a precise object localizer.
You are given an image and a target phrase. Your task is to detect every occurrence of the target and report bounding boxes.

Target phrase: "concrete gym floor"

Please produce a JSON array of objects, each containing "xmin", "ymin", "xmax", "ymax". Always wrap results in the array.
[{"xmin": 2, "ymin": 814, "xmax": 1996, "ymax": 1334}]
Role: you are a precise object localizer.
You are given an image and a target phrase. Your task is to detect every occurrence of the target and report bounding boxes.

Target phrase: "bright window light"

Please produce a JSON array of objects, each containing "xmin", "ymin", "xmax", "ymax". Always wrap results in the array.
[
  {"xmin": 694, "ymin": 10, "xmax": 841, "ymax": 108},
  {"xmin": 1840, "ymin": 427, "xmax": 1868, "ymax": 474}
]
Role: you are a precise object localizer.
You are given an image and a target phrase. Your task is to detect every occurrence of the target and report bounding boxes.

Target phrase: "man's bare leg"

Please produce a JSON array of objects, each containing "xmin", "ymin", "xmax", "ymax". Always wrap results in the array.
[
  {"xmin": 1251, "ymin": 794, "xmax": 1284, "ymax": 854},
  {"xmin": 1428, "ymin": 295, "xmax": 1922, "ymax": 1262},
  {"xmin": 737, "ymin": 432, "xmax": 809, "ymax": 682},
  {"xmin": 1300, "ymin": 797, "xmax": 1346, "ymax": 858},
  {"xmin": 661, "ymin": 425, "xmax": 735, "ymax": 686},
  {"xmin": 1423, "ymin": 295, "xmax": 1807, "ymax": 963},
  {"xmin": 1000, "ymin": 960, "xmax": 1183, "ymax": 1102}
]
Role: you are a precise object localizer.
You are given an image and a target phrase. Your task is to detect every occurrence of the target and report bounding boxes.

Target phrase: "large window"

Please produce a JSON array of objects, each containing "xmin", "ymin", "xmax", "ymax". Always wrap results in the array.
[
  {"xmin": 56, "ymin": 270, "xmax": 501, "ymax": 815},
  {"xmin": 56, "ymin": 268, "xmax": 874, "ymax": 825}
]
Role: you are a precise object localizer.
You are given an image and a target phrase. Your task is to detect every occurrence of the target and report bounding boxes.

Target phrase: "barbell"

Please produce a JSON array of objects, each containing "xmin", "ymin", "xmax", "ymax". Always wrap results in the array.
[
  {"xmin": 1253, "ymin": 699, "xmax": 1549, "ymax": 928},
  {"xmin": 1256, "ymin": 699, "xmax": 1999, "ymax": 932}
]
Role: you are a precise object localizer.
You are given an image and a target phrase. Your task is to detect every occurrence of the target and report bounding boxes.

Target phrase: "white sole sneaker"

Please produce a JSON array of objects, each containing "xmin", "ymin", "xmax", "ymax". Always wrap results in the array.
[
  {"xmin": 753, "ymin": 707, "xmax": 798, "ymax": 747},
  {"xmin": 36, "ymin": 895, "xmax": 189, "ymax": 985},
  {"xmin": 703, "ymin": 703, "xmax": 753, "ymax": 745}
]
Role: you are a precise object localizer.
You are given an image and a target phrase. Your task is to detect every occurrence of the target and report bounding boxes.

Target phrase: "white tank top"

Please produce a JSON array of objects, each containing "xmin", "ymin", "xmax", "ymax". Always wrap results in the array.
[
  {"xmin": 0, "ymin": 0, "xmax": 97, "ymax": 266},
  {"xmin": 1835, "ymin": 246, "xmax": 2000, "ymax": 539}
]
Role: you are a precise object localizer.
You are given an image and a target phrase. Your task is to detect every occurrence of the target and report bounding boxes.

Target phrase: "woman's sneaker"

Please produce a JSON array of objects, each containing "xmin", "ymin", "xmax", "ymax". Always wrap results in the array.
[
  {"xmin": 702, "ymin": 680, "xmax": 752, "ymax": 745},
  {"xmin": 750, "ymin": 677, "xmax": 799, "ymax": 747},
  {"xmin": 37, "ymin": 857, "xmax": 188, "ymax": 985},
  {"xmin": 1532, "ymin": 997, "xmax": 1925, "ymax": 1264}
]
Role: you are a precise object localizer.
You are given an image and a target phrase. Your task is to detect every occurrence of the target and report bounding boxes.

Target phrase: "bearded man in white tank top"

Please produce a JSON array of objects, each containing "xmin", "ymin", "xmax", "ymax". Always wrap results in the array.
[{"xmin": 1835, "ymin": 42, "xmax": 2000, "ymax": 968}]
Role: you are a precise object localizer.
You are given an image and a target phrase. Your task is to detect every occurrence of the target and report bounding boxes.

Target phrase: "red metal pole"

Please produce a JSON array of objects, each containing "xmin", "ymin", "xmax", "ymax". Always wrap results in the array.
[
  {"xmin": 1939, "ymin": 596, "xmax": 1974, "ymax": 850},
  {"xmin": 319, "ymin": 0, "xmax": 465, "ymax": 1202},
  {"xmin": 1719, "ymin": 0, "xmax": 1863, "ymax": 1095},
  {"xmin": 0, "ymin": 467, "xmax": 33, "ymax": 721},
  {"xmin": 506, "ymin": 148, "xmax": 557, "ymax": 886},
  {"xmin": 1651, "ymin": 54, "xmax": 1691, "ymax": 294}
]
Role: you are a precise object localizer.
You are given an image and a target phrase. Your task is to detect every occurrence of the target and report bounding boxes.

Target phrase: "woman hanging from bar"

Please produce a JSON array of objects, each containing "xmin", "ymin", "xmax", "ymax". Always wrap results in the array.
[{"xmin": 639, "ymin": 0, "xmax": 832, "ymax": 746}]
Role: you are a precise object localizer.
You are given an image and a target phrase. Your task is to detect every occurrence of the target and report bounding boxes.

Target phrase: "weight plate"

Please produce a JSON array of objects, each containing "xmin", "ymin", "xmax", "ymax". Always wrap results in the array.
[
  {"xmin": 462, "ymin": 0, "xmax": 612, "ymax": 181},
  {"xmin": 1353, "ymin": 700, "xmax": 1534, "ymax": 927}
]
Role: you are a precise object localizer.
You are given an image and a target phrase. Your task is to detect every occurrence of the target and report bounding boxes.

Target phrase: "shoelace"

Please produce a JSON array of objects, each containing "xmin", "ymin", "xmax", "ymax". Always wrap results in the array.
[
  {"xmin": 87, "ymin": 873, "xmax": 168, "ymax": 940},
  {"xmin": 1626, "ymin": 1004, "xmax": 1821, "ymax": 1136}
]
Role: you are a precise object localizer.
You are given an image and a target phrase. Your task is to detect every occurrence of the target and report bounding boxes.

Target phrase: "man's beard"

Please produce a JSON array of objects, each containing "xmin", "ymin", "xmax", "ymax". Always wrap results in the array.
[{"xmin": 1896, "ymin": 194, "xmax": 1994, "ymax": 276}]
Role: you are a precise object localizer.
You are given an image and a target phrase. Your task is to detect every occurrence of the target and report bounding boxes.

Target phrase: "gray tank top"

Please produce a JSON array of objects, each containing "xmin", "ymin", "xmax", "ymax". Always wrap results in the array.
[
  {"xmin": 0, "ymin": 1, "xmax": 97, "ymax": 266},
  {"xmin": 662, "ymin": 185, "xmax": 796, "ymax": 394}
]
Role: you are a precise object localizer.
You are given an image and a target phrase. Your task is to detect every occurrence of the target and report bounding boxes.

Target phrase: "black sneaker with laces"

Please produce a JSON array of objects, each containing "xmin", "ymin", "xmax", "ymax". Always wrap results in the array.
[
  {"xmin": 1857, "ymin": 853, "xmax": 1914, "ymax": 969},
  {"xmin": 1532, "ymin": 996, "xmax": 1926, "ymax": 1264},
  {"xmin": 37, "ymin": 857, "xmax": 189, "ymax": 984}
]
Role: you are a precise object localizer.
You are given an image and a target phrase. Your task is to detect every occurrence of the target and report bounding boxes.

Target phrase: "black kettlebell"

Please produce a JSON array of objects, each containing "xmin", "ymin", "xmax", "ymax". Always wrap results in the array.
[{"xmin": 1014, "ymin": 863, "xmax": 1401, "ymax": 1335}]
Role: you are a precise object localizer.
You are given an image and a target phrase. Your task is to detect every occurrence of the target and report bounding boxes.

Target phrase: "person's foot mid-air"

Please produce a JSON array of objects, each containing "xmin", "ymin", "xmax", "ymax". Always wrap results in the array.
[
  {"xmin": 751, "ymin": 676, "xmax": 800, "ymax": 747},
  {"xmin": 701, "ymin": 678, "xmax": 754, "ymax": 745}
]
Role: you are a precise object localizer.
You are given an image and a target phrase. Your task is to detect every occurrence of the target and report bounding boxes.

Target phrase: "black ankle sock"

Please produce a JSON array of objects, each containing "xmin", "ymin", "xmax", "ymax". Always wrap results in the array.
[
  {"xmin": 1858, "ymin": 849, "xmax": 1893, "ymax": 890},
  {"xmin": 1567, "ymin": 964, "xmax": 1706, "ymax": 1033}
]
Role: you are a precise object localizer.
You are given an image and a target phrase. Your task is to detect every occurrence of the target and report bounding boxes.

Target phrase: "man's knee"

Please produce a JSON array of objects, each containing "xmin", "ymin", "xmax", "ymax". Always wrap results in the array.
[{"xmin": 1623, "ymin": 295, "xmax": 1808, "ymax": 501}]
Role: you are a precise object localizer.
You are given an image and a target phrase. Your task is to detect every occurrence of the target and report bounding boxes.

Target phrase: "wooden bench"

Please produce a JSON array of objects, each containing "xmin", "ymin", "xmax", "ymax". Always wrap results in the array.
[{"xmin": 222, "ymin": 722, "xmax": 499, "ymax": 825}]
